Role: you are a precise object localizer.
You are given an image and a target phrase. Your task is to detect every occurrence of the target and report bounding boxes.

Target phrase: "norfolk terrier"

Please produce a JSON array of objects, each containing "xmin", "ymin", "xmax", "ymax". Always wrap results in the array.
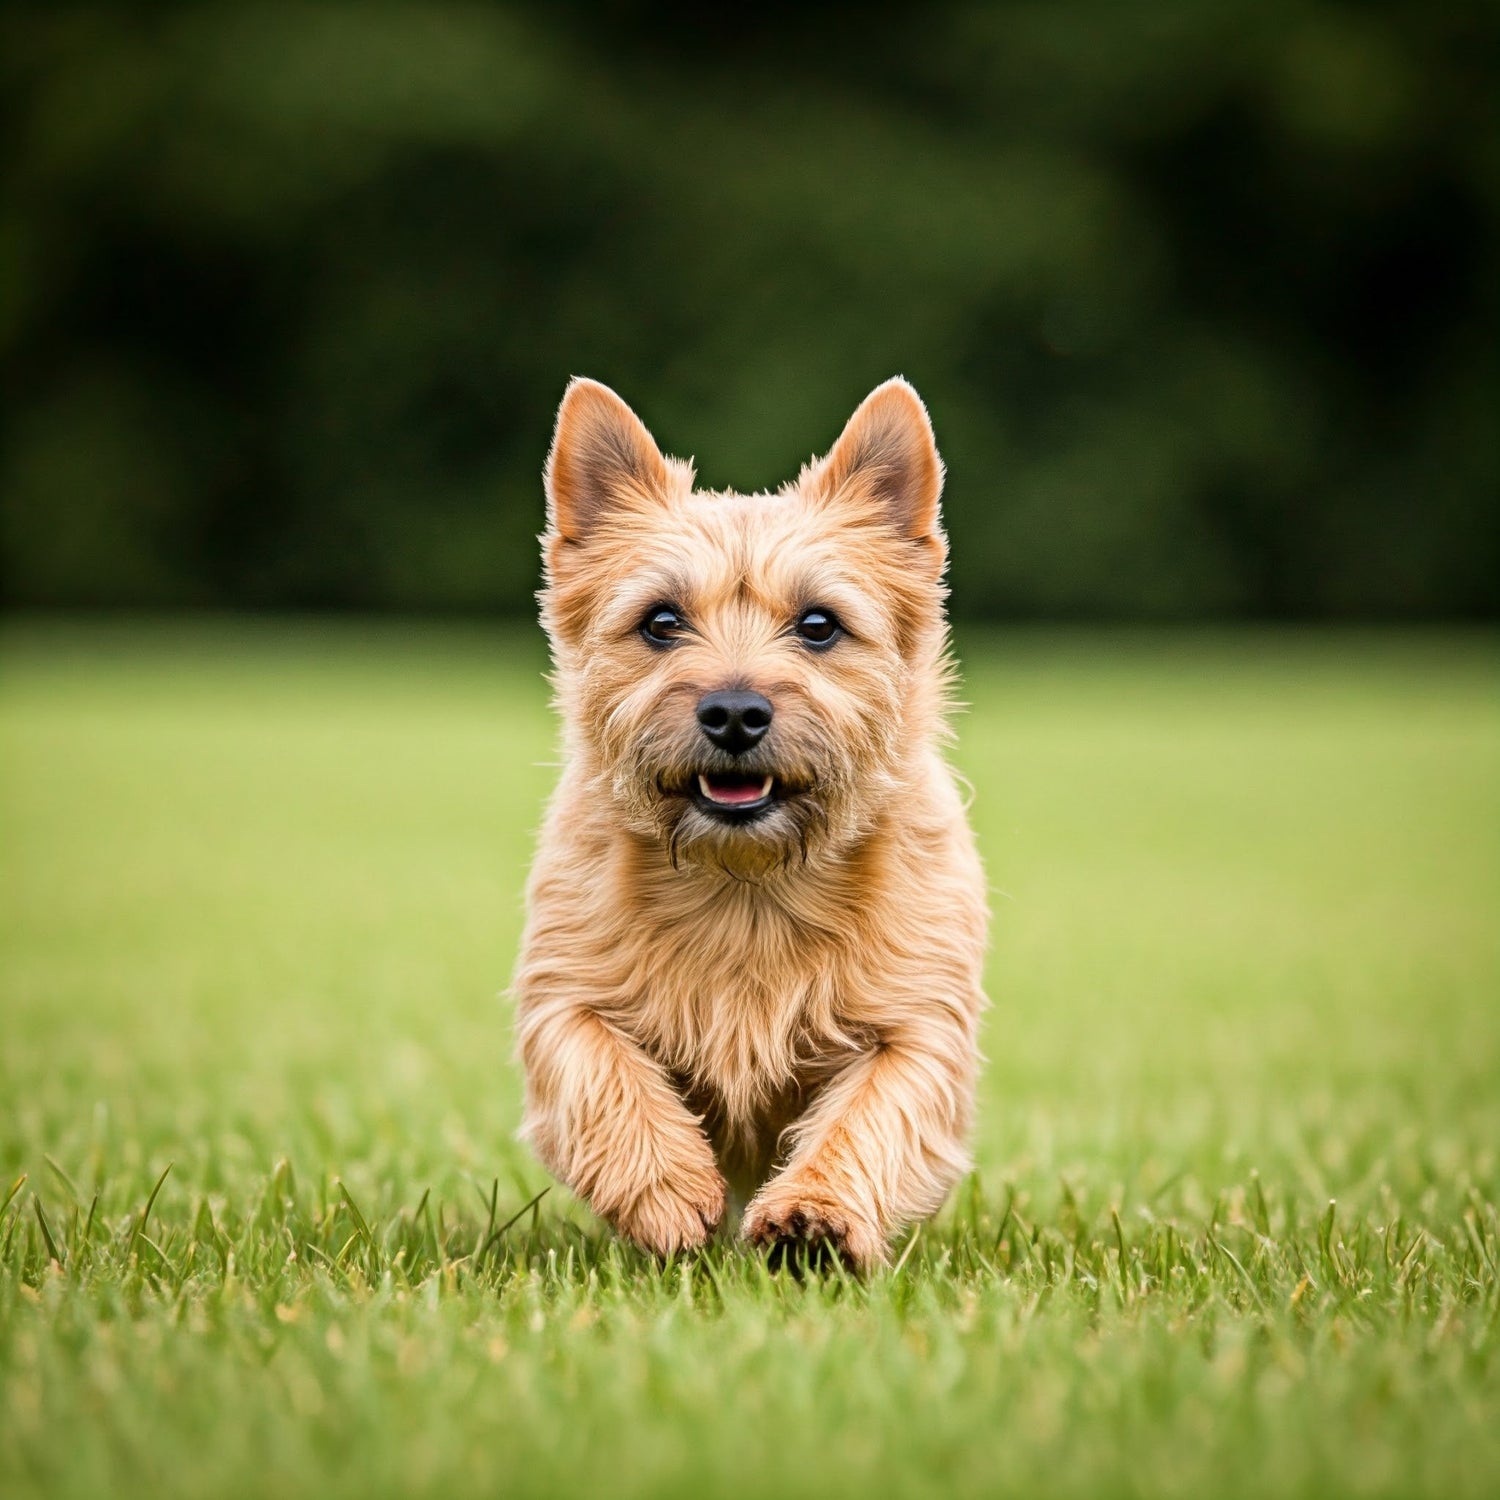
[{"xmin": 513, "ymin": 377, "xmax": 988, "ymax": 1270}]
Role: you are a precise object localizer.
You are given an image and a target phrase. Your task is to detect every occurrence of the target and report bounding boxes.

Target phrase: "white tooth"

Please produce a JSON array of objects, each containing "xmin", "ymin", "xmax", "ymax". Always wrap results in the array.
[
  {"xmin": 697, "ymin": 774, "xmax": 713, "ymax": 800},
  {"xmin": 758, "ymin": 776, "xmax": 773, "ymax": 798}
]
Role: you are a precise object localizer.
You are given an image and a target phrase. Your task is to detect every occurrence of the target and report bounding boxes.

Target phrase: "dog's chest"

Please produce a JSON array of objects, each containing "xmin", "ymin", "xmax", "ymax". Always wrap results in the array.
[{"xmin": 609, "ymin": 893, "xmax": 872, "ymax": 1141}]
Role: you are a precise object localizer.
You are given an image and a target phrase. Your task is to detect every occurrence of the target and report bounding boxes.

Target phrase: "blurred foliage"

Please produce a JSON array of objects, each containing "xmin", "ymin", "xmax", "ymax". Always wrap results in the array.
[{"xmin": 1, "ymin": 1, "xmax": 1496, "ymax": 617}]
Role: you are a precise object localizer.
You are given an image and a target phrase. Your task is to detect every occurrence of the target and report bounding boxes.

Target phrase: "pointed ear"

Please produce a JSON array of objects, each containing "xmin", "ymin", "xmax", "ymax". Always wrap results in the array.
[
  {"xmin": 810, "ymin": 377, "xmax": 945, "ymax": 545},
  {"xmin": 544, "ymin": 378, "xmax": 670, "ymax": 543}
]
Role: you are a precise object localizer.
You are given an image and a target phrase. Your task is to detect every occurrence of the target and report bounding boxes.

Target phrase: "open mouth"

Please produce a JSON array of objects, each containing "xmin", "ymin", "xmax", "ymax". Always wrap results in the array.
[{"xmin": 690, "ymin": 771, "xmax": 777, "ymax": 819}]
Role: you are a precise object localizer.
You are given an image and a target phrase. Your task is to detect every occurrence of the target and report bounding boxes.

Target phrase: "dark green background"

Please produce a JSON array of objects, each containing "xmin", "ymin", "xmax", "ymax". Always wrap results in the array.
[{"xmin": 3, "ymin": 2, "xmax": 1495, "ymax": 619}]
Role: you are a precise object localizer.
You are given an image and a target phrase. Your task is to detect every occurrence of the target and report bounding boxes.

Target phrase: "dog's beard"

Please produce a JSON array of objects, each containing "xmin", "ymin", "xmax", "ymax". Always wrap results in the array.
[{"xmin": 658, "ymin": 788, "xmax": 835, "ymax": 879}]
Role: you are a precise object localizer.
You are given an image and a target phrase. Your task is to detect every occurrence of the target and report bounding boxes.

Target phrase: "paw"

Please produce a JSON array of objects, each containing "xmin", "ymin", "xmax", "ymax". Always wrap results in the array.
[
  {"xmin": 741, "ymin": 1186, "xmax": 884, "ymax": 1273},
  {"xmin": 614, "ymin": 1163, "xmax": 726, "ymax": 1258}
]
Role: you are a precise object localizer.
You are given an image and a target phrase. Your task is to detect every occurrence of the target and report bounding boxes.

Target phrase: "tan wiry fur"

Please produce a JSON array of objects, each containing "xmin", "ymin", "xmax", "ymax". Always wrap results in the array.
[{"xmin": 513, "ymin": 377, "xmax": 988, "ymax": 1270}]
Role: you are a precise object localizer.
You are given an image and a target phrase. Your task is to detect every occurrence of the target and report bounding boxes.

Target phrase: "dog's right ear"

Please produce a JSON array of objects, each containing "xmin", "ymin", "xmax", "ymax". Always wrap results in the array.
[{"xmin": 544, "ymin": 378, "xmax": 670, "ymax": 544}]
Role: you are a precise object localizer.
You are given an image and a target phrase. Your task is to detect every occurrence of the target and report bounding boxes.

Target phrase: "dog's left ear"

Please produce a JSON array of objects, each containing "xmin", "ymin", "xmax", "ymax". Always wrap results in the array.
[{"xmin": 809, "ymin": 378, "xmax": 945, "ymax": 552}]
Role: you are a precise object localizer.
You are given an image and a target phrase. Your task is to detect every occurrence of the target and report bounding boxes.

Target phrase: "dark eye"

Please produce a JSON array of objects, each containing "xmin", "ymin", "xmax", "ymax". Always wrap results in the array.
[
  {"xmin": 641, "ymin": 605, "xmax": 684, "ymax": 645},
  {"xmin": 795, "ymin": 608, "xmax": 842, "ymax": 648}
]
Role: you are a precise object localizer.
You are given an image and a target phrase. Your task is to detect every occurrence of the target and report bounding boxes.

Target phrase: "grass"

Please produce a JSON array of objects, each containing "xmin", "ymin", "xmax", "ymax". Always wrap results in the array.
[{"xmin": 1, "ymin": 618, "xmax": 1497, "ymax": 1500}]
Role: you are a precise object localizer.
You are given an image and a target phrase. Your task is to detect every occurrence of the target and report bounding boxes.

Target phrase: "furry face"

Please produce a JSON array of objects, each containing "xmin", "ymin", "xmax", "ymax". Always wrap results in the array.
[
  {"xmin": 514, "ymin": 378, "xmax": 988, "ymax": 1271},
  {"xmin": 540, "ymin": 379, "xmax": 951, "ymax": 878}
]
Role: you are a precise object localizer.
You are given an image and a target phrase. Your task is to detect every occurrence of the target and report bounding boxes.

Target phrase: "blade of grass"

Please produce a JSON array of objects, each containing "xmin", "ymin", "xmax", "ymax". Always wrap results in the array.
[
  {"xmin": 479, "ymin": 1188, "xmax": 551, "ymax": 1263},
  {"xmin": 1209, "ymin": 1233, "xmax": 1266, "ymax": 1311},
  {"xmin": 990, "ymin": 1190, "xmax": 1015, "ymax": 1258},
  {"xmin": 34, "ymin": 1196, "xmax": 62, "ymax": 1265},
  {"xmin": 2, "ymin": 1173, "xmax": 27, "ymax": 1220},
  {"xmin": 476, "ymin": 1177, "xmax": 498, "ymax": 1258},
  {"xmin": 890, "ymin": 1224, "xmax": 922, "ymax": 1279},
  {"xmin": 43, "ymin": 1155, "xmax": 81, "ymax": 1204},
  {"xmin": 337, "ymin": 1182, "xmax": 375, "ymax": 1247},
  {"xmin": 129, "ymin": 1163, "xmax": 174, "ymax": 1259}
]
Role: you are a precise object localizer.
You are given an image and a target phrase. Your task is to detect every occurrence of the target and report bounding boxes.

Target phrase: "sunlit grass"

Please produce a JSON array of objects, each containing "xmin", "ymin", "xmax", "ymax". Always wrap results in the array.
[{"xmin": 2, "ymin": 620, "xmax": 1497, "ymax": 1499}]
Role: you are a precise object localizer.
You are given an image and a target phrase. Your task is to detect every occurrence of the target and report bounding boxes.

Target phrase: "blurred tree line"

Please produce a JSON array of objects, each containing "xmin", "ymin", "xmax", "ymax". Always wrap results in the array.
[{"xmin": 2, "ymin": 2, "xmax": 1496, "ymax": 618}]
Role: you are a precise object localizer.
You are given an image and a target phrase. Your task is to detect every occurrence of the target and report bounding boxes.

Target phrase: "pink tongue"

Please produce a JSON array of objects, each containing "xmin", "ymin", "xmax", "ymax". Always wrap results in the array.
[{"xmin": 705, "ymin": 776, "xmax": 766, "ymax": 805}]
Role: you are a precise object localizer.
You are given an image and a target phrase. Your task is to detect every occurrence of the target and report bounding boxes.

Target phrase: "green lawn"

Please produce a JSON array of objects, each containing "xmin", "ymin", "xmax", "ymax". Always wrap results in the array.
[{"xmin": 2, "ymin": 620, "xmax": 1497, "ymax": 1500}]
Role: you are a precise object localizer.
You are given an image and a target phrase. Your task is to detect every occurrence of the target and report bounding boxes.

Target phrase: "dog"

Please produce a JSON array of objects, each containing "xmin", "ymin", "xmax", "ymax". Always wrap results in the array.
[{"xmin": 513, "ymin": 376, "xmax": 988, "ymax": 1270}]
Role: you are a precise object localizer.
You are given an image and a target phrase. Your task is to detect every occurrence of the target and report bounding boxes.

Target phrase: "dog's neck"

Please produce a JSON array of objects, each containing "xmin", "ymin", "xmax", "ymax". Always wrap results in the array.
[{"xmin": 623, "ymin": 808, "xmax": 892, "ymax": 917}]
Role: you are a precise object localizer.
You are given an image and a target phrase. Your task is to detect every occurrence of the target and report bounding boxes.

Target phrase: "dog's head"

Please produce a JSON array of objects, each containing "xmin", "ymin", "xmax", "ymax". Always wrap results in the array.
[{"xmin": 539, "ymin": 377, "xmax": 952, "ymax": 877}]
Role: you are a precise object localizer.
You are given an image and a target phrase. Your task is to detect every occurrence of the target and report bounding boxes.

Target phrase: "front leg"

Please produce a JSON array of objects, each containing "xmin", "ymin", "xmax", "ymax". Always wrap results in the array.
[
  {"xmin": 742, "ymin": 1030, "xmax": 974, "ymax": 1271},
  {"xmin": 518, "ymin": 1001, "xmax": 725, "ymax": 1256}
]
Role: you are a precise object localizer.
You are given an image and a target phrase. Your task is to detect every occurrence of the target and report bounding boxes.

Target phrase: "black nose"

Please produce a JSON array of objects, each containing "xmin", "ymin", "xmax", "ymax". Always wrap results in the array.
[{"xmin": 696, "ymin": 690, "xmax": 773, "ymax": 755}]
